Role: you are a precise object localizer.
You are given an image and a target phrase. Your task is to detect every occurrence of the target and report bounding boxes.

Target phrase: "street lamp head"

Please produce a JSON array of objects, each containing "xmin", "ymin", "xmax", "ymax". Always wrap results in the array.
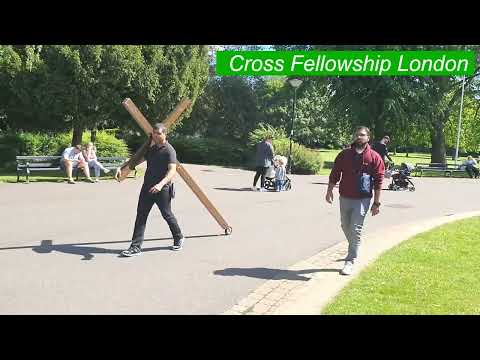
[{"xmin": 288, "ymin": 78, "xmax": 303, "ymax": 89}]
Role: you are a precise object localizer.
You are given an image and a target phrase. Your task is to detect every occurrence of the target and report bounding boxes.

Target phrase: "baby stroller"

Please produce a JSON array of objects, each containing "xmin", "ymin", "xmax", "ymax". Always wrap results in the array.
[
  {"xmin": 387, "ymin": 162, "xmax": 415, "ymax": 191},
  {"xmin": 264, "ymin": 156, "xmax": 292, "ymax": 191}
]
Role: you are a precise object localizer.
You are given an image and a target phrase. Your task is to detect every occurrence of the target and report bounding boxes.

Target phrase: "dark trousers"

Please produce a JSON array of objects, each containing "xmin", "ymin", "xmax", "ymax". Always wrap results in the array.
[
  {"xmin": 131, "ymin": 184, "xmax": 183, "ymax": 249},
  {"xmin": 466, "ymin": 165, "xmax": 479, "ymax": 178},
  {"xmin": 253, "ymin": 166, "xmax": 269, "ymax": 188}
]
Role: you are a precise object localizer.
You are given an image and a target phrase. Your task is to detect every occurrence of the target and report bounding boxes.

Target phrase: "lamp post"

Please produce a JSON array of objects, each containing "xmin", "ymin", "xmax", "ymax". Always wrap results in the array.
[
  {"xmin": 287, "ymin": 78, "xmax": 303, "ymax": 174},
  {"xmin": 454, "ymin": 75, "xmax": 466, "ymax": 166}
]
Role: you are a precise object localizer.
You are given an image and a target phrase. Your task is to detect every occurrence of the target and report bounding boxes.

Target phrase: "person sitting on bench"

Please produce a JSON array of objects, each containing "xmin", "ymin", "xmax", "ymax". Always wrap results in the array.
[
  {"xmin": 83, "ymin": 142, "xmax": 111, "ymax": 182},
  {"xmin": 463, "ymin": 155, "xmax": 479, "ymax": 178},
  {"xmin": 60, "ymin": 144, "xmax": 95, "ymax": 184}
]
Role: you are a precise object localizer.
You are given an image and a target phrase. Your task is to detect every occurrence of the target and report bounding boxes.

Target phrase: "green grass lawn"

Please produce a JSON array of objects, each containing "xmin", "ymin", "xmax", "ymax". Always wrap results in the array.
[
  {"xmin": 316, "ymin": 149, "xmax": 470, "ymax": 177},
  {"xmin": 0, "ymin": 168, "xmax": 145, "ymax": 183},
  {"xmin": 322, "ymin": 217, "xmax": 480, "ymax": 315}
]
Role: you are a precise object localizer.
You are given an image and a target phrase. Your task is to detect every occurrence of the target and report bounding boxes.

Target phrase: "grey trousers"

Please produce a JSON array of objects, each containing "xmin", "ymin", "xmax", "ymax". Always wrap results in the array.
[{"xmin": 339, "ymin": 196, "xmax": 372, "ymax": 263}]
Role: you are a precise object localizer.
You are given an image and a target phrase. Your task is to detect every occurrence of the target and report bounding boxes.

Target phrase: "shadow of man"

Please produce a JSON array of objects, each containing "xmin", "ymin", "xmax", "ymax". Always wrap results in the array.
[
  {"xmin": 33, "ymin": 240, "xmax": 180, "ymax": 260},
  {"xmin": 213, "ymin": 267, "xmax": 339, "ymax": 281},
  {"xmin": 33, "ymin": 240, "xmax": 125, "ymax": 261},
  {"xmin": 214, "ymin": 187, "xmax": 253, "ymax": 192}
]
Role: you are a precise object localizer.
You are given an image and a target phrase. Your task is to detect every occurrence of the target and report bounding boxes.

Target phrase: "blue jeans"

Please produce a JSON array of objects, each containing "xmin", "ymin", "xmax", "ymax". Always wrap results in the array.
[
  {"xmin": 88, "ymin": 160, "xmax": 102, "ymax": 178},
  {"xmin": 275, "ymin": 179, "xmax": 285, "ymax": 191}
]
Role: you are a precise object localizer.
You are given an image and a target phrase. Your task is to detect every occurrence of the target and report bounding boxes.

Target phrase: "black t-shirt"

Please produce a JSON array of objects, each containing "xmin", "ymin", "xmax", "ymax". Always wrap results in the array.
[
  {"xmin": 143, "ymin": 142, "xmax": 177, "ymax": 188},
  {"xmin": 372, "ymin": 142, "xmax": 388, "ymax": 161}
]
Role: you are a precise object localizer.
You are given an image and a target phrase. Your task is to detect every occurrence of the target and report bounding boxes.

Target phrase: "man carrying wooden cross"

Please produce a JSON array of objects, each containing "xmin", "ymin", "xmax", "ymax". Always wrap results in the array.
[{"xmin": 120, "ymin": 123, "xmax": 184, "ymax": 257}]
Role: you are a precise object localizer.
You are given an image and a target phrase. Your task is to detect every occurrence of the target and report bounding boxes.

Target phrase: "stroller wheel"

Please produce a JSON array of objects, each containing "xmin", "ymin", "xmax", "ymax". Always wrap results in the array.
[
  {"xmin": 264, "ymin": 178, "xmax": 275, "ymax": 191},
  {"xmin": 409, "ymin": 186, "xmax": 415, "ymax": 192}
]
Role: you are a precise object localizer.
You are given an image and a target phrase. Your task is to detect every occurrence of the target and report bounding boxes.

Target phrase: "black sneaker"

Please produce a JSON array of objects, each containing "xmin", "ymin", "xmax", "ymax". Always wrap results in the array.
[
  {"xmin": 120, "ymin": 246, "xmax": 141, "ymax": 257},
  {"xmin": 172, "ymin": 237, "xmax": 185, "ymax": 251}
]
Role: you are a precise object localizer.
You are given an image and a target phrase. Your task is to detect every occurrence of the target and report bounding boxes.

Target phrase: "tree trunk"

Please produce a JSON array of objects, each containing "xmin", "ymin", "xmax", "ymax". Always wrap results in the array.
[
  {"xmin": 431, "ymin": 120, "xmax": 446, "ymax": 164},
  {"xmin": 72, "ymin": 124, "xmax": 84, "ymax": 146},
  {"xmin": 91, "ymin": 129, "xmax": 97, "ymax": 143},
  {"xmin": 374, "ymin": 113, "xmax": 386, "ymax": 141}
]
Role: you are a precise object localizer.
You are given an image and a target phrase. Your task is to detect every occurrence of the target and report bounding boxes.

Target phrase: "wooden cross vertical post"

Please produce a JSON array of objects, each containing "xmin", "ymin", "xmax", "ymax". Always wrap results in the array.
[{"xmin": 115, "ymin": 98, "xmax": 232, "ymax": 235}]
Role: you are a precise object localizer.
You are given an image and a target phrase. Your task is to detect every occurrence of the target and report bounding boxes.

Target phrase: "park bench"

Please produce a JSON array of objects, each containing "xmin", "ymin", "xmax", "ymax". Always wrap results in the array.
[
  {"xmin": 414, "ymin": 162, "xmax": 469, "ymax": 177},
  {"xmin": 74, "ymin": 156, "xmax": 135, "ymax": 180},
  {"xmin": 16, "ymin": 156, "xmax": 135, "ymax": 183}
]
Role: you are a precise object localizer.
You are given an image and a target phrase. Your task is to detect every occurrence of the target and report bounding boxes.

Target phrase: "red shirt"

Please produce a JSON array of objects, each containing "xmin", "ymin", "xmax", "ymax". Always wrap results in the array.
[{"xmin": 328, "ymin": 143, "xmax": 385, "ymax": 199}]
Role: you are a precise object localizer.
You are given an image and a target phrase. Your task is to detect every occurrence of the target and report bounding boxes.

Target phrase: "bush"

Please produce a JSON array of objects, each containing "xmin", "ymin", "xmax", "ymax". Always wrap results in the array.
[
  {"xmin": 248, "ymin": 123, "xmax": 287, "ymax": 147},
  {"xmin": 0, "ymin": 130, "xmax": 129, "ymax": 168},
  {"xmin": 115, "ymin": 129, "xmax": 146, "ymax": 153},
  {"xmin": 247, "ymin": 124, "xmax": 323, "ymax": 175},
  {"xmin": 169, "ymin": 136, "xmax": 249, "ymax": 166},
  {"xmin": 272, "ymin": 138, "xmax": 323, "ymax": 174},
  {"xmin": 91, "ymin": 131, "xmax": 130, "ymax": 157}
]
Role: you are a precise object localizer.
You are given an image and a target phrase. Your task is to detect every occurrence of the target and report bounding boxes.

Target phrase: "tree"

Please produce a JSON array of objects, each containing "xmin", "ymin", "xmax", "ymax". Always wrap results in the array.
[
  {"xmin": 0, "ymin": 45, "xmax": 209, "ymax": 145},
  {"xmin": 179, "ymin": 76, "xmax": 261, "ymax": 141}
]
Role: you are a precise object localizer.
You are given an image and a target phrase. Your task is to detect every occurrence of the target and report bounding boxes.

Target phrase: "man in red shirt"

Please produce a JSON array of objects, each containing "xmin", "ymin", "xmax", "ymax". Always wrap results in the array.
[{"xmin": 325, "ymin": 126, "xmax": 385, "ymax": 276}]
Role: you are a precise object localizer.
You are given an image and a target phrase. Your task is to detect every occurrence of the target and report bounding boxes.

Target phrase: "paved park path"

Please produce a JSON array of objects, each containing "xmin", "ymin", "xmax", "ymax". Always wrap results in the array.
[{"xmin": 1, "ymin": 164, "xmax": 479, "ymax": 314}]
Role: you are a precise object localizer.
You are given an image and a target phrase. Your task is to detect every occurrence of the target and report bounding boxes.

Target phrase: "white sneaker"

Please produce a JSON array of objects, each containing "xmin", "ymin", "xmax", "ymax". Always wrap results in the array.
[
  {"xmin": 340, "ymin": 261, "xmax": 354, "ymax": 276},
  {"xmin": 104, "ymin": 168, "xmax": 111, "ymax": 174},
  {"xmin": 172, "ymin": 237, "xmax": 185, "ymax": 251},
  {"xmin": 259, "ymin": 187, "xmax": 267, "ymax": 192},
  {"xmin": 251, "ymin": 186, "xmax": 258, "ymax": 191}
]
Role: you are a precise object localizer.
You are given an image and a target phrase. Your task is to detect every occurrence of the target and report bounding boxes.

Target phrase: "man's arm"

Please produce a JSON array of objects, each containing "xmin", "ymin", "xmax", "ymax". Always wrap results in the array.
[
  {"xmin": 149, "ymin": 163, "xmax": 177, "ymax": 193},
  {"xmin": 326, "ymin": 151, "xmax": 344, "ymax": 203},
  {"xmin": 371, "ymin": 156, "xmax": 385, "ymax": 216},
  {"xmin": 386, "ymin": 152, "xmax": 393, "ymax": 163},
  {"xmin": 159, "ymin": 163, "xmax": 177, "ymax": 187}
]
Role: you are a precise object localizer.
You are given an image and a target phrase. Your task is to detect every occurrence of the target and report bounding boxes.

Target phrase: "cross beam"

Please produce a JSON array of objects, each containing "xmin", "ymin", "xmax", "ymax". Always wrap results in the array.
[{"xmin": 115, "ymin": 98, "xmax": 232, "ymax": 235}]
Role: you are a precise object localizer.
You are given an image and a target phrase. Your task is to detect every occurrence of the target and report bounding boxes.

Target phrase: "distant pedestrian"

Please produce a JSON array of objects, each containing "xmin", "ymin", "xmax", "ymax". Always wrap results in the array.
[
  {"xmin": 463, "ymin": 155, "xmax": 479, "ymax": 178},
  {"xmin": 372, "ymin": 135, "xmax": 393, "ymax": 165}
]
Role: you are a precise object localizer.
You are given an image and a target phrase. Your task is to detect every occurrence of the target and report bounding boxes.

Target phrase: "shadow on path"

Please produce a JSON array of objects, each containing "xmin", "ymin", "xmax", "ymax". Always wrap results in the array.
[
  {"xmin": 33, "ymin": 240, "xmax": 121, "ymax": 261},
  {"xmin": 214, "ymin": 187, "xmax": 253, "ymax": 192},
  {"xmin": 213, "ymin": 267, "xmax": 340, "ymax": 281},
  {"xmin": 1, "ymin": 233, "xmax": 224, "ymax": 261}
]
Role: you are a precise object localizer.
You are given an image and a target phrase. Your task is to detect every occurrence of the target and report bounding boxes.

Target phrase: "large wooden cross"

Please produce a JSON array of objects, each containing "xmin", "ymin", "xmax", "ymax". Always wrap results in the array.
[{"xmin": 115, "ymin": 98, "xmax": 232, "ymax": 235}]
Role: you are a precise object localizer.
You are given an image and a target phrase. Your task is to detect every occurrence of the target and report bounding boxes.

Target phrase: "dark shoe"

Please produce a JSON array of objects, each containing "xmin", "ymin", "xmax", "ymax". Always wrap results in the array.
[
  {"xmin": 172, "ymin": 237, "xmax": 185, "ymax": 251},
  {"xmin": 120, "ymin": 246, "xmax": 141, "ymax": 257}
]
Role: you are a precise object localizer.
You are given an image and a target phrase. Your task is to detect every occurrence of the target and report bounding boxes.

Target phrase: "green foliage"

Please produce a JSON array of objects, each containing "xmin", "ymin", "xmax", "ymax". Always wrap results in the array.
[
  {"xmin": 89, "ymin": 130, "xmax": 130, "ymax": 157},
  {"xmin": 271, "ymin": 137, "xmax": 324, "ymax": 174},
  {"xmin": 247, "ymin": 124, "xmax": 323, "ymax": 174},
  {"xmin": 115, "ymin": 129, "xmax": 146, "ymax": 153},
  {"xmin": 323, "ymin": 217, "xmax": 480, "ymax": 314},
  {"xmin": 445, "ymin": 94, "xmax": 480, "ymax": 154},
  {"xmin": 0, "ymin": 45, "xmax": 209, "ymax": 141},
  {"xmin": 0, "ymin": 130, "xmax": 129, "ymax": 167},
  {"xmin": 178, "ymin": 76, "xmax": 261, "ymax": 141},
  {"xmin": 247, "ymin": 123, "xmax": 287, "ymax": 146},
  {"xmin": 169, "ymin": 136, "xmax": 248, "ymax": 166}
]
